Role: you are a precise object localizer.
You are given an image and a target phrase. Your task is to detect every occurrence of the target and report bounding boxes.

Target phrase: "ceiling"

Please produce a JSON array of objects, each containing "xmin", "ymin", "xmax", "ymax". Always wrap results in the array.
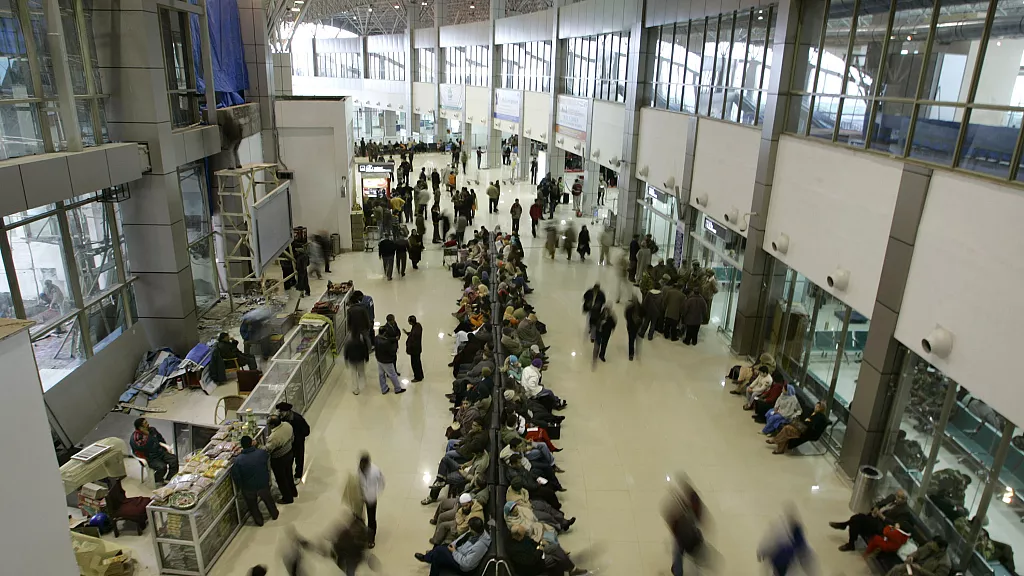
[{"xmin": 271, "ymin": 0, "xmax": 553, "ymax": 38}]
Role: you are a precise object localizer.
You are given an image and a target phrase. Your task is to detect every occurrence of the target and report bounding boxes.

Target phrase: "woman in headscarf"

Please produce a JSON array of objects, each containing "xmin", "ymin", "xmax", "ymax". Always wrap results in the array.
[
  {"xmin": 577, "ymin": 225, "xmax": 591, "ymax": 262},
  {"xmin": 503, "ymin": 306, "xmax": 518, "ymax": 326},
  {"xmin": 761, "ymin": 385, "xmax": 802, "ymax": 435}
]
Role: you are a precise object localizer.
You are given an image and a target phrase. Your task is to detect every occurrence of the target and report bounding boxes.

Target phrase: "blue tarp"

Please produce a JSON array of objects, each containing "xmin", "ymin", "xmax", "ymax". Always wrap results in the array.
[{"xmin": 192, "ymin": 0, "xmax": 249, "ymax": 109}]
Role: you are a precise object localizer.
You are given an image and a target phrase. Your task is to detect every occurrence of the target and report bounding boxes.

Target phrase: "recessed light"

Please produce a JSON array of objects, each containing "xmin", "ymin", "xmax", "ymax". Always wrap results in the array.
[
  {"xmin": 437, "ymin": 332, "xmax": 444, "ymax": 338},
  {"xmin": 571, "ymin": 351, "xmax": 576, "ymax": 357},
  {"xmin": 290, "ymin": 6, "xmax": 299, "ymax": 10},
  {"xmin": 401, "ymin": 379, "xmax": 410, "ymax": 385},
  {"xmin": 367, "ymin": 6, "xmax": 372, "ymax": 10},
  {"xmin": 394, "ymin": 3, "xmax": 399, "ymax": 7},
  {"xmin": 470, "ymin": 3, "xmax": 475, "ymax": 7}
]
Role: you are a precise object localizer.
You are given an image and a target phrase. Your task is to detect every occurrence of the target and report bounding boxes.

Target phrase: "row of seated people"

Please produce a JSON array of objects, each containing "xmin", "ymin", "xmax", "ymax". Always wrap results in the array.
[
  {"xmin": 412, "ymin": 235, "xmax": 497, "ymax": 576},
  {"xmin": 727, "ymin": 353, "xmax": 830, "ymax": 455},
  {"xmin": 492, "ymin": 233, "xmax": 588, "ymax": 576}
]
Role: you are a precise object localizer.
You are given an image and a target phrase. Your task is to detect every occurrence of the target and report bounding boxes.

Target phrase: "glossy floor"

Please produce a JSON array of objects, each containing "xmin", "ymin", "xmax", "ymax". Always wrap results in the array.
[{"xmin": 116, "ymin": 155, "xmax": 873, "ymax": 575}]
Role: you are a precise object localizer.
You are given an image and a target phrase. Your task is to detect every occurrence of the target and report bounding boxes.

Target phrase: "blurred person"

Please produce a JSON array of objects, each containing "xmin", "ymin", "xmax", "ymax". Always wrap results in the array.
[
  {"xmin": 599, "ymin": 227, "xmax": 613, "ymax": 265},
  {"xmin": 359, "ymin": 453, "xmax": 386, "ymax": 548},
  {"xmin": 758, "ymin": 506, "xmax": 815, "ymax": 576},
  {"xmin": 624, "ymin": 294, "xmax": 644, "ymax": 361},
  {"xmin": 592, "ymin": 305, "xmax": 616, "ymax": 365},
  {"xmin": 664, "ymin": 477, "xmax": 708, "ymax": 576}
]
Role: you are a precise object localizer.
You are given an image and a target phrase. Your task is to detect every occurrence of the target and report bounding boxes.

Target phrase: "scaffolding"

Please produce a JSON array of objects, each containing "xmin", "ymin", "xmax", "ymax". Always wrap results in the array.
[{"xmin": 214, "ymin": 163, "xmax": 294, "ymax": 311}]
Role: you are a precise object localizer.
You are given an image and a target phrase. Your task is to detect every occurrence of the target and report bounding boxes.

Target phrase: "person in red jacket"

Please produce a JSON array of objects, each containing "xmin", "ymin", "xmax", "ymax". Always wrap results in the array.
[
  {"xmin": 529, "ymin": 199, "xmax": 543, "ymax": 238},
  {"xmin": 864, "ymin": 524, "xmax": 910, "ymax": 557}
]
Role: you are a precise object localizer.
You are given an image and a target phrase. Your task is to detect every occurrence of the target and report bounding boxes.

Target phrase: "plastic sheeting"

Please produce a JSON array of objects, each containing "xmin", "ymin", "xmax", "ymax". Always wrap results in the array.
[{"xmin": 191, "ymin": 0, "xmax": 249, "ymax": 108}]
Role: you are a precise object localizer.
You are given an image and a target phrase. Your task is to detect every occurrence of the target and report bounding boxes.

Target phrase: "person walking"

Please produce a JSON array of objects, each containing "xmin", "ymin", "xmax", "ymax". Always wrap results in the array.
[
  {"xmin": 510, "ymin": 199, "xmax": 523, "ymax": 234},
  {"xmin": 378, "ymin": 236, "xmax": 396, "ymax": 281},
  {"xmin": 374, "ymin": 328, "xmax": 406, "ymax": 394},
  {"xmin": 665, "ymin": 479, "xmax": 708, "ymax": 576},
  {"xmin": 476, "ymin": 147, "xmax": 483, "ymax": 170},
  {"xmin": 460, "ymin": 148, "xmax": 469, "ymax": 175},
  {"xmin": 624, "ymin": 294, "xmax": 644, "ymax": 361},
  {"xmin": 487, "ymin": 181, "xmax": 499, "ymax": 214},
  {"xmin": 276, "ymin": 402, "xmax": 310, "ymax": 480},
  {"xmin": 530, "ymin": 157, "xmax": 538, "ymax": 184},
  {"xmin": 267, "ymin": 415, "xmax": 299, "ymax": 504},
  {"xmin": 628, "ymin": 234, "xmax": 640, "ymax": 282},
  {"xmin": 344, "ymin": 329, "xmax": 370, "ymax": 395},
  {"xmin": 682, "ymin": 288, "xmax": 709, "ymax": 346},
  {"xmin": 455, "ymin": 214, "xmax": 468, "ymax": 245},
  {"xmin": 409, "ymin": 231, "xmax": 424, "ymax": 270},
  {"xmin": 529, "ymin": 199, "xmax": 542, "ymax": 238},
  {"xmin": 577, "ymin": 225, "xmax": 591, "ymax": 262},
  {"xmin": 431, "ymin": 168, "xmax": 441, "ymax": 195},
  {"xmin": 405, "ymin": 315, "xmax": 424, "ymax": 382},
  {"xmin": 571, "ymin": 177, "xmax": 583, "ymax": 213},
  {"xmin": 231, "ymin": 435, "xmax": 279, "ymax": 526},
  {"xmin": 306, "ymin": 239, "xmax": 324, "ymax": 280},
  {"xmin": 592, "ymin": 305, "xmax": 616, "ymax": 365},
  {"xmin": 395, "ymin": 234, "xmax": 409, "ymax": 278},
  {"xmin": 599, "ymin": 227, "xmax": 613, "ymax": 266},
  {"xmin": 431, "ymin": 203, "xmax": 442, "ymax": 244},
  {"xmin": 636, "ymin": 240, "xmax": 652, "ymax": 286},
  {"xmin": 358, "ymin": 453, "xmax": 386, "ymax": 549},
  {"xmin": 563, "ymin": 221, "xmax": 576, "ymax": 261}
]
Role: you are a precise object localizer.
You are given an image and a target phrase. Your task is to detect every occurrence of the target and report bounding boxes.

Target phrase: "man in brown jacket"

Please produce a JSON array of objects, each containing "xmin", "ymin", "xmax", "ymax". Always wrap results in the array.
[{"xmin": 661, "ymin": 280, "xmax": 685, "ymax": 341}]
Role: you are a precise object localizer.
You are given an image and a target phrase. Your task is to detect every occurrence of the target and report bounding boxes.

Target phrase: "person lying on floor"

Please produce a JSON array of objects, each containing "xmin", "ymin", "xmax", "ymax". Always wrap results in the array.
[
  {"xmin": 504, "ymin": 502, "xmax": 588, "ymax": 576},
  {"xmin": 522, "ymin": 358, "xmax": 567, "ymax": 412},
  {"xmin": 504, "ymin": 388, "xmax": 564, "ymax": 430},
  {"xmin": 430, "ymin": 490, "xmax": 485, "ymax": 546},
  {"xmin": 507, "ymin": 476, "xmax": 576, "ymax": 532},
  {"xmin": 829, "ymin": 489, "xmax": 913, "ymax": 552},
  {"xmin": 767, "ymin": 401, "xmax": 830, "ymax": 454}
]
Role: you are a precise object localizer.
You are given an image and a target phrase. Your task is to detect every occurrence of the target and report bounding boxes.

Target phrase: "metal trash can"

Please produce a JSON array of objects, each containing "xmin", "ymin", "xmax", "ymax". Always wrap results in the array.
[
  {"xmin": 849, "ymin": 465, "xmax": 883, "ymax": 513},
  {"xmin": 331, "ymin": 233, "xmax": 341, "ymax": 256}
]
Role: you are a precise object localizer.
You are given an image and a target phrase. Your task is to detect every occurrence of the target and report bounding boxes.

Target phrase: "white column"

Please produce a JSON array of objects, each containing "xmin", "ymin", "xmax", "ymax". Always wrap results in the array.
[{"xmin": 0, "ymin": 320, "xmax": 79, "ymax": 576}]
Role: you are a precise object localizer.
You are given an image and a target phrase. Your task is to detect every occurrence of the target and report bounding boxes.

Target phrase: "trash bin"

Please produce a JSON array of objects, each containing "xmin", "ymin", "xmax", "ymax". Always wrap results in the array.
[
  {"xmin": 849, "ymin": 465, "xmax": 883, "ymax": 513},
  {"xmin": 331, "ymin": 233, "xmax": 341, "ymax": 256}
]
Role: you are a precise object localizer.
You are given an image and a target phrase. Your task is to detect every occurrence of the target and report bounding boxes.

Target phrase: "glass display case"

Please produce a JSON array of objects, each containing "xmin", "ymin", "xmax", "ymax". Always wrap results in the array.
[
  {"xmin": 147, "ymin": 469, "xmax": 242, "ymax": 575},
  {"xmin": 235, "ymin": 360, "xmax": 299, "ymax": 424},
  {"xmin": 272, "ymin": 322, "xmax": 335, "ymax": 408}
]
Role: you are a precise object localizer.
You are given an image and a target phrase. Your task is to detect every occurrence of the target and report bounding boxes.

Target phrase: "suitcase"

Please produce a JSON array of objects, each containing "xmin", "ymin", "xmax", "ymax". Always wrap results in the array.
[
  {"xmin": 561, "ymin": 192, "xmax": 569, "ymax": 204},
  {"xmin": 546, "ymin": 422, "xmax": 561, "ymax": 439}
]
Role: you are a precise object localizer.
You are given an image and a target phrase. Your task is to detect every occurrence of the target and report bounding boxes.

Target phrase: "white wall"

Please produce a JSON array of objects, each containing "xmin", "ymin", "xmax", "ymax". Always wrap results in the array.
[
  {"xmin": 895, "ymin": 172, "xmax": 1024, "ymax": 426},
  {"xmin": 635, "ymin": 107, "xmax": 691, "ymax": 196},
  {"xmin": 523, "ymin": 91, "xmax": 551, "ymax": 142},
  {"xmin": 558, "ymin": 0, "xmax": 640, "ymax": 37},
  {"xmin": 465, "ymin": 85, "xmax": 490, "ymax": 128},
  {"xmin": 590, "ymin": 100, "xmax": 625, "ymax": 171},
  {"xmin": 764, "ymin": 137, "xmax": 903, "ymax": 317},
  {"xmin": 439, "ymin": 21, "xmax": 490, "ymax": 47},
  {"xmin": 413, "ymin": 82, "xmax": 437, "ymax": 114},
  {"xmin": 689, "ymin": 118, "xmax": 760, "ymax": 236},
  {"xmin": 275, "ymin": 99, "xmax": 353, "ymax": 250},
  {"xmin": 0, "ymin": 321, "xmax": 79, "ymax": 576},
  {"xmin": 495, "ymin": 9, "xmax": 555, "ymax": 44}
]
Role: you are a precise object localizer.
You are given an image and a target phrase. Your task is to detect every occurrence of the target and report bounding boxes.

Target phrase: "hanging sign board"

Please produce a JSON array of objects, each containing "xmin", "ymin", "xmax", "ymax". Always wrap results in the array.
[{"xmin": 555, "ymin": 95, "xmax": 589, "ymax": 141}]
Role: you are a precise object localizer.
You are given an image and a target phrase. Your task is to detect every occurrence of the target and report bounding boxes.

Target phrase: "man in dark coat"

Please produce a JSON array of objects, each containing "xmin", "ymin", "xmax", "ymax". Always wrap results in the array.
[
  {"xmin": 277, "ymin": 402, "xmax": 310, "ymax": 480},
  {"xmin": 661, "ymin": 282, "xmax": 686, "ymax": 341},
  {"xmin": 582, "ymin": 283, "xmax": 607, "ymax": 342},
  {"xmin": 682, "ymin": 289, "xmax": 709, "ymax": 346},
  {"xmin": 624, "ymin": 295, "xmax": 644, "ymax": 361},
  {"xmin": 405, "ymin": 315, "xmax": 424, "ymax": 382},
  {"xmin": 231, "ymin": 435, "xmax": 278, "ymax": 525},
  {"xmin": 378, "ymin": 236, "xmax": 397, "ymax": 281},
  {"xmin": 628, "ymin": 234, "xmax": 641, "ymax": 282}
]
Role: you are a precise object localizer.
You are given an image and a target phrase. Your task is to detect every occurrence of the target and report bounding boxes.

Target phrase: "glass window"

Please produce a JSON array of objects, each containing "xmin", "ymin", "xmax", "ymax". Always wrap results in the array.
[
  {"xmin": 86, "ymin": 290, "xmax": 126, "ymax": 354},
  {"xmin": 180, "ymin": 163, "xmax": 210, "ymax": 244},
  {"xmin": 158, "ymin": 8, "xmax": 201, "ymax": 129},
  {"xmin": 66, "ymin": 201, "xmax": 116, "ymax": 301},
  {"xmin": 32, "ymin": 316, "xmax": 85, "ymax": 391},
  {"xmin": 7, "ymin": 215, "xmax": 73, "ymax": 334},
  {"xmin": 0, "ymin": 264, "xmax": 13, "ymax": 318},
  {"xmin": 189, "ymin": 233, "xmax": 217, "ymax": 315}
]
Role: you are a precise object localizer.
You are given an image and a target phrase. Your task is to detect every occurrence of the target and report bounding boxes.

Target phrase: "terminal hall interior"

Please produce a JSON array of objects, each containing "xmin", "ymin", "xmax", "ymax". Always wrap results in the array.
[{"xmin": 4, "ymin": 0, "xmax": 1024, "ymax": 575}]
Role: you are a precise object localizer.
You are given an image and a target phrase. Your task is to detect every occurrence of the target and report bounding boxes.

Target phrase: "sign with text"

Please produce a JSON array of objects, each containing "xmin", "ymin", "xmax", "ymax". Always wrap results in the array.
[
  {"xmin": 440, "ymin": 84, "xmax": 465, "ymax": 111},
  {"xmin": 555, "ymin": 95, "xmax": 589, "ymax": 141},
  {"xmin": 493, "ymin": 89, "xmax": 522, "ymax": 123}
]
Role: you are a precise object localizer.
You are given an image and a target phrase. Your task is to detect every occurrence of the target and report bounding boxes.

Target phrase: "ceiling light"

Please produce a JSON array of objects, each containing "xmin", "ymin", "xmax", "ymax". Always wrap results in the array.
[
  {"xmin": 290, "ymin": 6, "xmax": 299, "ymax": 10},
  {"xmin": 367, "ymin": 6, "xmax": 372, "ymax": 11},
  {"xmin": 394, "ymin": 3, "xmax": 399, "ymax": 7},
  {"xmin": 470, "ymin": 3, "xmax": 475, "ymax": 7},
  {"xmin": 421, "ymin": 1, "xmax": 426, "ymax": 4}
]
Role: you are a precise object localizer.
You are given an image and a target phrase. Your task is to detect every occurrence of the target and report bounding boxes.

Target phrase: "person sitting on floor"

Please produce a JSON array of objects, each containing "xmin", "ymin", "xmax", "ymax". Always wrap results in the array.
[
  {"xmin": 829, "ymin": 489, "xmax": 913, "ymax": 552},
  {"xmin": 504, "ymin": 501, "xmax": 588, "ymax": 575},
  {"xmin": 430, "ymin": 492, "xmax": 485, "ymax": 546},
  {"xmin": 768, "ymin": 401, "xmax": 831, "ymax": 454},
  {"xmin": 522, "ymin": 358, "xmax": 567, "ymax": 412}
]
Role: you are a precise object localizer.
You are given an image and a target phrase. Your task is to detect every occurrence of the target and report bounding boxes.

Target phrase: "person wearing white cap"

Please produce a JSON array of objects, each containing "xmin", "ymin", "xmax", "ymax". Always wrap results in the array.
[{"xmin": 430, "ymin": 492, "xmax": 484, "ymax": 546}]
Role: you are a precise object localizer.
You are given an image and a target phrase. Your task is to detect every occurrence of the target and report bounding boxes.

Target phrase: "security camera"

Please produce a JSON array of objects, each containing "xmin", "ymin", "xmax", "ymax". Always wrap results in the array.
[
  {"xmin": 771, "ymin": 233, "xmax": 789, "ymax": 254},
  {"xmin": 827, "ymin": 268, "xmax": 850, "ymax": 291},
  {"xmin": 922, "ymin": 325, "xmax": 953, "ymax": 358}
]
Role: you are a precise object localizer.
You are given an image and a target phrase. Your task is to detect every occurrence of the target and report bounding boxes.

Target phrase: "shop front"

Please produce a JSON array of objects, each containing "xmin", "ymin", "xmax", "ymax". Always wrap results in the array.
[
  {"xmin": 757, "ymin": 265, "xmax": 871, "ymax": 456},
  {"xmin": 878, "ymin": 352, "xmax": 1023, "ymax": 575},
  {"xmin": 357, "ymin": 162, "xmax": 394, "ymax": 212},
  {"xmin": 637, "ymin": 185, "xmax": 679, "ymax": 260},
  {"xmin": 688, "ymin": 212, "xmax": 744, "ymax": 339}
]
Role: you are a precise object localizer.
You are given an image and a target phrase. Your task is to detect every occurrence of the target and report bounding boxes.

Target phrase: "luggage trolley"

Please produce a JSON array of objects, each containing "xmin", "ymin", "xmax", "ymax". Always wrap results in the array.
[
  {"xmin": 363, "ymin": 226, "xmax": 379, "ymax": 251},
  {"xmin": 442, "ymin": 245, "xmax": 459, "ymax": 268}
]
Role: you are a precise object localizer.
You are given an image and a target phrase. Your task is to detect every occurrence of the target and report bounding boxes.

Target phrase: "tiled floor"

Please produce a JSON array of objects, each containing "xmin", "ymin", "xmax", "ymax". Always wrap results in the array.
[{"xmin": 108, "ymin": 155, "xmax": 874, "ymax": 575}]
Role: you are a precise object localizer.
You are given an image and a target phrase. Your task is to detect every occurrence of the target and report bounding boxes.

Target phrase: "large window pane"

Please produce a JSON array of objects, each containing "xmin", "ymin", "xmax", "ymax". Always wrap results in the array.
[
  {"xmin": 0, "ymin": 101, "xmax": 46, "ymax": 160},
  {"xmin": 67, "ymin": 201, "xmax": 116, "ymax": 301},
  {"xmin": 86, "ymin": 290, "xmax": 126, "ymax": 354},
  {"xmin": 32, "ymin": 316, "xmax": 85, "ymax": 390},
  {"xmin": 817, "ymin": 1, "xmax": 851, "ymax": 95},
  {"xmin": 8, "ymin": 215, "xmax": 73, "ymax": 334},
  {"xmin": 189, "ymin": 234, "xmax": 217, "ymax": 314},
  {"xmin": 0, "ymin": 265, "xmax": 13, "ymax": 318},
  {"xmin": 179, "ymin": 163, "xmax": 210, "ymax": 244},
  {"xmin": 842, "ymin": 3, "xmax": 883, "ymax": 98}
]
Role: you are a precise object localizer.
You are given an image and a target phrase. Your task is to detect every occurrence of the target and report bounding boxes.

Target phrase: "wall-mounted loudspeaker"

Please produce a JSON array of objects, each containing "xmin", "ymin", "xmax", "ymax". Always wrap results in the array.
[
  {"xmin": 922, "ymin": 325, "xmax": 954, "ymax": 358},
  {"xmin": 772, "ymin": 233, "xmax": 789, "ymax": 254},
  {"xmin": 827, "ymin": 268, "xmax": 850, "ymax": 291}
]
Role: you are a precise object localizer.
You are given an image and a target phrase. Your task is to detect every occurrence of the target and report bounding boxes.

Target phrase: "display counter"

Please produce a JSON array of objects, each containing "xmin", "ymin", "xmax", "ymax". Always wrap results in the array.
[
  {"xmin": 272, "ymin": 322, "xmax": 335, "ymax": 408},
  {"xmin": 147, "ymin": 468, "xmax": 241, "ymax": 576},
  {"xmin": 236, "ymin": 359, "xmax": 302, "ymax": 424}
]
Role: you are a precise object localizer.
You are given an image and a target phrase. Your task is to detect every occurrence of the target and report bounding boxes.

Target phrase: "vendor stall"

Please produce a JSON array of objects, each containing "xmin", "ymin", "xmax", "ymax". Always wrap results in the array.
[
  {"xmin": 145, "ymin": 420, "xmax": 261, "ymax": 576},
  {"xmin": 357, "ymin": 162, "xmax": 394, "ymax": 212},
  {"xmin": 235, "ymin": 359, "xmax": 302, "ymax": 424}
]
